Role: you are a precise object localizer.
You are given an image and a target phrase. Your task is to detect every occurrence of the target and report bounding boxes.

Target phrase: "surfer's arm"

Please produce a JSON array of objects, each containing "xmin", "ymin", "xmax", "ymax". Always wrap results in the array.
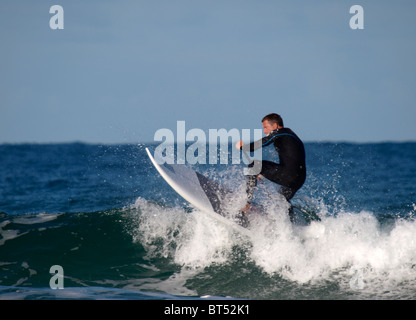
[{"xmin": 238, "ymin": 134, "xmax": 275, "ymax": 152}]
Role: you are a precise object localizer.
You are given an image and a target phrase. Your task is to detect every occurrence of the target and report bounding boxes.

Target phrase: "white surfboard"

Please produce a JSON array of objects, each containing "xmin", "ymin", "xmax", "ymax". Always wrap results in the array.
[{"xmin": 145, "ymin": 147, "xmax": 251, "ymax": 236}]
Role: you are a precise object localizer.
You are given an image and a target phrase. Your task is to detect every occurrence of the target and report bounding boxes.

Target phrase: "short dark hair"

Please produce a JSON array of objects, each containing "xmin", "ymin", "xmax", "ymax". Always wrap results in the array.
[{"xmin": 262, "ymin": 113, "xmax": 284, "ymax": 127}]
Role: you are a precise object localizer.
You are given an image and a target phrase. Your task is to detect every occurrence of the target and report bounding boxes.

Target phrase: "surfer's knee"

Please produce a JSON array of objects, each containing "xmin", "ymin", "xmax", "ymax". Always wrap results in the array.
[
  {"xmin": 245, "ymin": 160, "xmax": 262, "ymax": 177},
  {"xmin": 279, "ymin": 186, "xmax": 297, "ymax": 202}
]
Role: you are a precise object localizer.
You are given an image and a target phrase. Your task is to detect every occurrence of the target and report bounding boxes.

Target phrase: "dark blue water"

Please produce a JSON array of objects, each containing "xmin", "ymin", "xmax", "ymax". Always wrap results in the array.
[{"xmin": 1, "ymin": 142, "xmax": 415, "ymax": 299}]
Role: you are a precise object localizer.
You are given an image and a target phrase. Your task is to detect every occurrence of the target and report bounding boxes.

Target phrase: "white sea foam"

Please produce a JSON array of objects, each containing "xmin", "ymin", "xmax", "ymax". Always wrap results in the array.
[
  {"xmin": 0, "ymin": 213, "xmax": 61, "ymax": 246},
  {"xmin": 130, "ymin": 196, "xmax": 416, "ymax": 296},
  {"xmin": 130, "ymin": 197, "xmax": 239, "ymax": 268},
  {"xmin": 12, "ymin": 213, "xmax": 60, "ymax": 225},
  {"xmin": 247, "ymin": 204, "xmax": 416, "ymax": 294},
  {"xmin": 0, "ymin": 220, "xmax": 27, "ymax": 246}
]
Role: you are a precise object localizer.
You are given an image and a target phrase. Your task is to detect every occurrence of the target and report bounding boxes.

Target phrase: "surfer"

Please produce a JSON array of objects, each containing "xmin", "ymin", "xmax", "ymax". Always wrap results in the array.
[{"xmin": 235, "ymin": 113, "xmax": 306, "ymax": 222}]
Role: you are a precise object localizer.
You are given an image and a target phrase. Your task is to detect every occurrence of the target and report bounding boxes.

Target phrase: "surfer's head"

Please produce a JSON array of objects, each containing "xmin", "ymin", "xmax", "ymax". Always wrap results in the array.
[{"xmin": 262, "ymin": 113, "xmax": 283, "ymax": 134}]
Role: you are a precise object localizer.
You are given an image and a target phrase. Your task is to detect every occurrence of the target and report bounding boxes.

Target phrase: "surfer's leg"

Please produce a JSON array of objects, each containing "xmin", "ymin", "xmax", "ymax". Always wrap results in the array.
[
  {"xmin": 258, "ymin": 161, "xmax": 284, "ymax": 184},
  {"xmin": 245, "ymin": 174, "xmax": 257, "ymax": 204},
  {"xmin": 237, "ymin": 169, "xmax": 257, "ymax": 226},
  {"xmin": 236, "ymin": 210, "xmax": 250, "ymax": 228},
  {"xmin": 280, "ymin": 186, "xmax": 297, "ymax": 222},
  {"xmin": 244, "ymin": 160, "xmax": 261, "ymax": 204},
  {"xmin": 242, "ymin": 160, "xmax": 281, "ymax": 209},
  {"xmin": 280, "ymin": 185, "xmax": 296, "ymax": 201},
  {"xmin": 260, "ymin": 162, "xmax": 302, "ymax": 222},
  {"xmin": 237, "ymin": 161, "xmax": 261, "ymax": 226}
]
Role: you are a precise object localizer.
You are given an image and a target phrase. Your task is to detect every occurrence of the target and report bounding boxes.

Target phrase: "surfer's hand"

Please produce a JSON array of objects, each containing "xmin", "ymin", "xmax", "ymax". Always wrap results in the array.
[
  {"xmin": 257, "ymin": 174, "xmax": 263, "ymax": 181},
  {"xmin": 235, "ymin": 140, "xmax": 244, "ymax": 150}
]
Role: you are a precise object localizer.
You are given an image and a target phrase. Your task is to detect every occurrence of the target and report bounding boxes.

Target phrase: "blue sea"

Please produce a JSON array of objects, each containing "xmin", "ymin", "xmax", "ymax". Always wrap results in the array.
[{"xmin": 1, "ymin": 142, "xmax": 416, "ymax": 300}]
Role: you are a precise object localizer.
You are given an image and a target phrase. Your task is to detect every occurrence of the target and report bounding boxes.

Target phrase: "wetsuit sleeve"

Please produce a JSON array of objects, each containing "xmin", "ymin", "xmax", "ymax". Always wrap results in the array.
[{"xmin": 240, "ymin": 132, "xmax": 276, "ymax": 152}]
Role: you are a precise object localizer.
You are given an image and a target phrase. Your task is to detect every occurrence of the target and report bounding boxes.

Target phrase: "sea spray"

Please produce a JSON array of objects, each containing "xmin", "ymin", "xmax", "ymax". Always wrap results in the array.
[
  {"xmin": 129, "ymin": 197, "xmax": 416, "ymax": 298},
  {"xmin": 1, "ymin": 142, "xmax": 415, "ymax": 299}
]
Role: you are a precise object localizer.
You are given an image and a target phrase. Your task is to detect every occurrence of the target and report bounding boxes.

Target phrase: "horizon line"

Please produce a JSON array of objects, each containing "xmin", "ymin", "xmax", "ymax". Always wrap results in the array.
[{"xmin": 1, "ymin": 139, "xmax": 415, "ymax": 145}]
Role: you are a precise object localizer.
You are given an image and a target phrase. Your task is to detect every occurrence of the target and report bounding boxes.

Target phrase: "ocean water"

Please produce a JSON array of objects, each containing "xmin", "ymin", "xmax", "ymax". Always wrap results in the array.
[{"xmin": 0, "ymin": 142, "xmax": 415, "ymax": 300}]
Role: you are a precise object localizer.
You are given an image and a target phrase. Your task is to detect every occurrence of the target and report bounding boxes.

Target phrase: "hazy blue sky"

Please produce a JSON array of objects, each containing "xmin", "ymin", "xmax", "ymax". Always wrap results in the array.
[{"xmin": 1, "ymin": 0, "xmax": 415, "ymax": 143}]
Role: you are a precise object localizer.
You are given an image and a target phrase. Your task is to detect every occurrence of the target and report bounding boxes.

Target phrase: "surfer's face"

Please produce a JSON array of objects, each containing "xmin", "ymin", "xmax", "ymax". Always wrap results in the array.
[{"xmin": 262, "ymin": 120, "xmax": 278, "ymax": 135}]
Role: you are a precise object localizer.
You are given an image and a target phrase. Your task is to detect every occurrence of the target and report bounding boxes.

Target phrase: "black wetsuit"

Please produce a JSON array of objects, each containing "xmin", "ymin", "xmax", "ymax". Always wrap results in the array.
[{"xmin": 241, "ymin": 127, "xmax": 306, "ymax": 204}]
